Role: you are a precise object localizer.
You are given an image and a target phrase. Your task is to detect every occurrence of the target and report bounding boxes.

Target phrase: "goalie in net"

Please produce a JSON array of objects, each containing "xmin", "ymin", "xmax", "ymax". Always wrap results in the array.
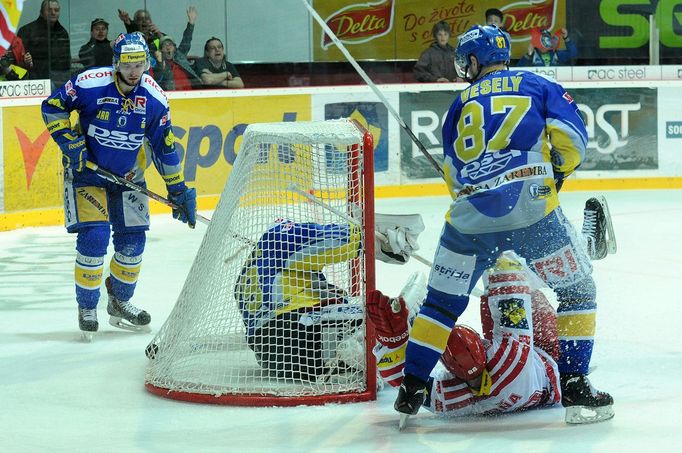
[{"xmin": 234, "ymin": 214, "xmax": 426, "ymax": 383}]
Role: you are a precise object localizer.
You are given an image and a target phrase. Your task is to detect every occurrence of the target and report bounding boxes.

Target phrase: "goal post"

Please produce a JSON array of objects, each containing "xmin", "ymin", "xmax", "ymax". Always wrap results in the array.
[{"xmin": 144, "ymin": 119, "xmax": 377, "ymax": 406}]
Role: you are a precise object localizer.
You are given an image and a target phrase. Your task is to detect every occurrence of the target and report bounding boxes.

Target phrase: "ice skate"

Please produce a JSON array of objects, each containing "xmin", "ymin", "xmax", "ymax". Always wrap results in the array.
[
  {"xmin": 106, "ymin": 277, "xmax": 151, "ymax": 333},
  {"xmin": 394, "ymin": 374, "xmax": 427, "ymax": 430},
  {"xmin": 561, "ymin": 374, "xmax": 614, "ymax": 424},
  {"xmin": 581, "ymin": 196, "xmax": 617, "ymax": 260},
  {"xmin": 78, "ymin": 307, "xmax": 98, "ymax": 342}
]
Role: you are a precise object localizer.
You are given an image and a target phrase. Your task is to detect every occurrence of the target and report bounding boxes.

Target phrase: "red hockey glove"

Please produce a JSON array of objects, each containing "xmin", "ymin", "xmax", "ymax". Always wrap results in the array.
[{"xmin": 367, "ymin": 289, "xmax": 409, "ymax": 348}]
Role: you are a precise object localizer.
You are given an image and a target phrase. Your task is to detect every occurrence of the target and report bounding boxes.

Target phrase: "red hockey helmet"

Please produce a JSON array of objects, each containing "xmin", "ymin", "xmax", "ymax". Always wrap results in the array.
[{"xmin": 440, "ymin": 325, "xmax": 487, "ymax": 381}]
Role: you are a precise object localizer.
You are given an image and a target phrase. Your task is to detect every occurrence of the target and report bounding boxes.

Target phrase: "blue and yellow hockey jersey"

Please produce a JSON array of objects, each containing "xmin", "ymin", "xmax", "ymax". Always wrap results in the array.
[
  {"xmin": 41, "ymin": 67, "xmax": 186, "ymax": 192},
  {"xmin": 235, "ymin": 220, "xmax": 362, "ymax": 337},
  {"xmin": 442, "ymin": 69, "xmax": 588, "ymax": 234}
]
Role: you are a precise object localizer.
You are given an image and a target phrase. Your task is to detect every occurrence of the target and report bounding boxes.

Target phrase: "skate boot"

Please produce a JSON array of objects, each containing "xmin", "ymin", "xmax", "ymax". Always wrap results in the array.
[
  {"xmin": 581, "ymin": 196, "xmax": 617, "ymax": 260},
  {"xmin": 78, "ymin": 307, "xmax": 98, "ymax": 342},
  {"xmin": 561, "ymin": 373, "xmax": 614, "ymax": 424},
  {"xmin": 105, "ymin": 277, "xmax": 151, "ymax": 332},
  {"xmin": 394, "ymin": 374, "xmax": 428, "ymax": 430}
]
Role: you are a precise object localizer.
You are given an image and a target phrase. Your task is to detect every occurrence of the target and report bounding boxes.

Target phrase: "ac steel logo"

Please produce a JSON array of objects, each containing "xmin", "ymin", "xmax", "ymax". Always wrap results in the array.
[
  {"xmin": 587, "ymin": 67, "xmax": 647, "ymax": 80},
  {"xmin": 87, "ymin": 124, "xmax": 144, "ymax": 150},
  {"xmin": 577, "ymin": 102, "xmax": 641, "ymax": 154},
  {"xmin": 0, "ymin": 80, "xmax": 48, "ymax": 98},
  {"xmin": 460, "ymin": 149, "xmax": 522, "ymax": 180}
]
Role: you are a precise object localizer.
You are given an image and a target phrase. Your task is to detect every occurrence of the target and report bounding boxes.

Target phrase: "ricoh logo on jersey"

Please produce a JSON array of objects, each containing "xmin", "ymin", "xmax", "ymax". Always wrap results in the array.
[
  {"xmin": 460, "ymin": 149, "xmax": 521, "ymax": 180},
  {"xmin": 76, "ymin": 70, "xmax": 113, "ymax": 83},
  {"xmin": 134, "ymin": 96, "xmax": 147, "ymax": 113},
  {"xmin": 87, "ymin": 124, "xmax": 144, "ymax": 151},
  {"xmin": 577, "ymin": 102, "xmax": 641, "ymax": 154}
]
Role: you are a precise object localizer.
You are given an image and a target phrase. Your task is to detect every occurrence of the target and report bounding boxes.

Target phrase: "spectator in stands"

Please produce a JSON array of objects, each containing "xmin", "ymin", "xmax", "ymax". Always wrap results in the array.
[
  {"xmin": 413, "ymin": 21, "xmax": 458, "ymax": 83},
  {"xmin": 78, "ymin": 18, "xmax": 114, "ymax": 70},
  {"xmin": 118, "ymin": 8, "xmax": 164, "ymax": 52},
  {"xmin": 17, "ymin": 0, "xmax": 71, "ymax": 88},
  {"xmin": 195, "ymin": 37, "xmax": 244, "ymax": 89},
  {"xmin": 0, "ymin": 37, "xmax": 31, "ymax": 81},
  {"xmin": 151, "ymin": 7, "xmax": 201, "ymax": 90},
  {"xmin": 518, "ymin": 28, "xmax": 577, "ymax": 66},
  {"xmin": 485, "ymin": 8, "xmax": 504, "ymax": 28}
]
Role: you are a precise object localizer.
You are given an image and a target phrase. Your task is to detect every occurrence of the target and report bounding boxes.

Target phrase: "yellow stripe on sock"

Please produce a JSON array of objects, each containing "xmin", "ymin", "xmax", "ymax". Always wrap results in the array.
[
  {"xmin": 409, "ymin": 316, "xmax": 452, "ymax": 352},
  {"xmin": 557, "ymin": 311, "xmax": 596, "ymax": 338},
  {"xmin": 75, "ymin": 264, "xmax": 103, "ymax": 289},
  {"xmin": 109, "ymin": 259, "xmax": 141, "ymax": 284}
]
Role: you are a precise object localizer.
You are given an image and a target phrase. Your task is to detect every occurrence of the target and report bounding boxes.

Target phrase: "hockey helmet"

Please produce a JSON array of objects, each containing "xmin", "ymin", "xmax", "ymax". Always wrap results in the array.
[
  {"xmin": 440, "ymin": 325, "xmax": 487, "ymax": 381},
  {"xmin": 112, "ymin": 32, "xmax": 150, "ymax": 70},
  {"xmin": 455, "ymin": 25, "xmax": 510, "ymax": 81}
]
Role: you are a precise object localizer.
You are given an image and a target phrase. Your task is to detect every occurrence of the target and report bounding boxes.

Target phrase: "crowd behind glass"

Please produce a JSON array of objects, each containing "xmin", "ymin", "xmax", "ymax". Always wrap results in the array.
[{"xmin": 2, "ymin": 1, "xmax": 672, "ymax": 91}]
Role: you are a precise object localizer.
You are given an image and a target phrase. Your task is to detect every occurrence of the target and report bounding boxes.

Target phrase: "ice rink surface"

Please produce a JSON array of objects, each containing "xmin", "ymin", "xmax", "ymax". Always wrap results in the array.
[{"xmin": 1, "ymin": 189, "xmax": 681, "ymax": 452}]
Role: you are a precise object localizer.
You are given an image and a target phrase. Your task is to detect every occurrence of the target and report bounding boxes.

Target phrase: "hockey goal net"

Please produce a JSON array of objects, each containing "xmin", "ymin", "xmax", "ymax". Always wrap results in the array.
[{"xmin": 145, "ymin": 119, "xmax": 376, "ymax": 406}]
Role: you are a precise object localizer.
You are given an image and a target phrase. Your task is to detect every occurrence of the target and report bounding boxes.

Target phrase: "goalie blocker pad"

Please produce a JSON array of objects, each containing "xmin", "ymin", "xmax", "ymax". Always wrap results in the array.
[{"xmin": 375, "ymin": 213, "xmax": 425, "ymax": 265}]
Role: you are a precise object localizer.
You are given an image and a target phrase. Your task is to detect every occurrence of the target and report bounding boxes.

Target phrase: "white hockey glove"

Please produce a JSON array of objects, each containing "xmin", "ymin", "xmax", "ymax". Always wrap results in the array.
[{"xmin": 375, "ymin": 213, "xmax": 425, "ymax": 265}]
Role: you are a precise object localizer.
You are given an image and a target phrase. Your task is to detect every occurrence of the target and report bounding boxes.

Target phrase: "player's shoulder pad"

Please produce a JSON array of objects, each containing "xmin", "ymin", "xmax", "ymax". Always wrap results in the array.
[
  {"xmin": 75, "ymin": 66, "xmax": 115, "ymax": 89},
  {"xmin": 140, "ymin": 73, "xmax": 169, "ymax": 107}
]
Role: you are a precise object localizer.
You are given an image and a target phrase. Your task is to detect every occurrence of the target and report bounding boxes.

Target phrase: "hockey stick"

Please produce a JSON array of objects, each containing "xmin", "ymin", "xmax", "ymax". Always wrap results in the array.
[
  {"xmin": 84, "ymin": 162, "xmax": 255, "ymax": 262},
  {"xmin": 85, "ymin": 161, "xmax": 211, "ymax": 226},
  {"xmin": 300, "ymin": 5, "xmax": 491, "ymax": 305},
  {"xmin": 300, "ymin": 0, "xmax": 444, "ymax": 178}
]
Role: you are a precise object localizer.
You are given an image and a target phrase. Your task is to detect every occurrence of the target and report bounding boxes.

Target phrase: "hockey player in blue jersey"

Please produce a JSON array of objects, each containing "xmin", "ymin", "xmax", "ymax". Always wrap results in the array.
[
  {"xmin": 395, "ymin": 25, "xmax": 613, "ymax": 425},
  {"xmin": 41, "ymin": 32, "xmax": 197, "ymax": 341}
]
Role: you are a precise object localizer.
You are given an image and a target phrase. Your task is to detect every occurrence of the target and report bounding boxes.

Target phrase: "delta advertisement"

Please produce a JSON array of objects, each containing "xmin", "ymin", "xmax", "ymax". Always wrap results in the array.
[{"xmin": 311, "ymin": 0, "xmax": 567, "ymax": 61}]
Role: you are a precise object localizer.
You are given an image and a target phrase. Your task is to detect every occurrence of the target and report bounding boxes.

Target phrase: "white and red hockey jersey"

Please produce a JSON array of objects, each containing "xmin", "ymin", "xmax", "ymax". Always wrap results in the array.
[{"xmin": 375, "ymin": 254, "xmax": 562, "ymax": 416}]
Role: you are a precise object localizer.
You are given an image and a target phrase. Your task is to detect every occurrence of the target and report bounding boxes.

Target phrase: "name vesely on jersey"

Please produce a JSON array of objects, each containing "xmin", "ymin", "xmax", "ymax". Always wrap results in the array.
[{"xmin": 87, "ymin": 124, "xmax": 144, "ymax": 151}]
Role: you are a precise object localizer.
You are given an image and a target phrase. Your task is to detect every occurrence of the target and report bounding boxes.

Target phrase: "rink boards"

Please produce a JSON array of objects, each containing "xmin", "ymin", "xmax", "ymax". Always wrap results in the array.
[{"xmin": 1, "ymin": 79, "xmax": 681, "ymax": 230}]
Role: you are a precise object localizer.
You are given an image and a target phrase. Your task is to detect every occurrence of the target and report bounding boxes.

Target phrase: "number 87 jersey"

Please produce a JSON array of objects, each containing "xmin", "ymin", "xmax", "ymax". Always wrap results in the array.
[{"xmin": 441, "ymin": 69, "xmax": 588, "ymax": 235}]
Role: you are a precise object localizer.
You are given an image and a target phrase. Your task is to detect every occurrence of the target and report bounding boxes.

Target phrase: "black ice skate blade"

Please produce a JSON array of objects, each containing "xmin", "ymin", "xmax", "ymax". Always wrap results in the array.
[
  {"xmin": 565, "ymin": 404, "xmax": 615, "ymax": 424},
  {"xmin": 109, "ymin": 316, "xmax": 152, "ymax": 333}
]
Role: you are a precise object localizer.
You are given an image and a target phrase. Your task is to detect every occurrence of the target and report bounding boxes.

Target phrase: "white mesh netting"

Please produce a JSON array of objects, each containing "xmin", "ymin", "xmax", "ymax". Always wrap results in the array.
[{"xmin": 144, "ymin": 119, "xmax": 375, "ymax": 404}]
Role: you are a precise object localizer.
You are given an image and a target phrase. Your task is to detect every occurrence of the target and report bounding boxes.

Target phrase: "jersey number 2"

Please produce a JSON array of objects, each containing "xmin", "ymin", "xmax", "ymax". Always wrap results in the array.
[{"xmin": 454, "ymin": 95, "xmax": 532, "ymax": 163}]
